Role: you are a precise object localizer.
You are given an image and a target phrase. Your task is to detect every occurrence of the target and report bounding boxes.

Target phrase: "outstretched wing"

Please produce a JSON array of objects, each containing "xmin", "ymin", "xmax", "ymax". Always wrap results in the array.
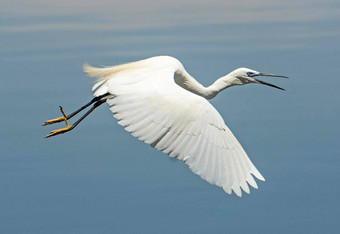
[{"xmin": 89, "ymin": 61, "xmax": 264, "ymax": 196}]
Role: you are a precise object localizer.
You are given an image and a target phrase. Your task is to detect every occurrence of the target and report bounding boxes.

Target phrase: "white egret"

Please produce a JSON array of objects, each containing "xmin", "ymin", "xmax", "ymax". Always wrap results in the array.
[{"xmin": 43, "ymin": 56, "xmax": 287, "ymax": 196}]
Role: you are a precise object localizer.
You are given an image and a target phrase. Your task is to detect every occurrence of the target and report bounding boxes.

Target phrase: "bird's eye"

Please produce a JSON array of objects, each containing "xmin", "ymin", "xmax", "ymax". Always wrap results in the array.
[{"xmin": 247, "ymin": 72, "xmax": 255, "ymax": 77}]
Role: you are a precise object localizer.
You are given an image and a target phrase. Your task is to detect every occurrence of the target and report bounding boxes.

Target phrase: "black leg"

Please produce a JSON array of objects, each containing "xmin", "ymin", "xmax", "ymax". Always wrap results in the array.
[
  {"xmin": 42, "ymin": 93, "xmax": 110, "ymax": 126},
  {"xmin": 66, "ymin": 93, "xmax": 110, "ymax": 120},
  {"xmin": 69, "ymin": 99, "xmax": 106, "ymax": 131},
  {"xmin": 44, "ymin": 94, "xmax": 109, "ymax": 138}
]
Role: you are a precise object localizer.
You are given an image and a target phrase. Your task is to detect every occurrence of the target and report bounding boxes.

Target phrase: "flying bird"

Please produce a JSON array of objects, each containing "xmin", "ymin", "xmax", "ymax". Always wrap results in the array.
[{"xmin": 43, "ymin": 56, "xmax": 287, "ymax": 196}]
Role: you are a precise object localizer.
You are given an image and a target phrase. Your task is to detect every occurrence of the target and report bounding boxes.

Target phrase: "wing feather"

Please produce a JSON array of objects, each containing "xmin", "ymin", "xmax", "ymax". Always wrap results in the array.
[{"xmin": 91, "ymin": 59, "xmax": 264, "ymax": 196}]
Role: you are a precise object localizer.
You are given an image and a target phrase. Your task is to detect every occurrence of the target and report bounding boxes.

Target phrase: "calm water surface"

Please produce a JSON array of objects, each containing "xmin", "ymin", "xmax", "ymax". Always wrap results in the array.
[{"xmin": 1, "ymin": 1, "xmax": 339, "ymax": 233}]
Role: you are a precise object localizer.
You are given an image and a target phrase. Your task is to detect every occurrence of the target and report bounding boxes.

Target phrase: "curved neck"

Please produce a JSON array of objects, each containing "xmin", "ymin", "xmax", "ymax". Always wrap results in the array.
[
  {"xmin": 204, "ymin": 75, "xmax": 234, "ymax": 99},
  {"xmin": 175, "ymin": 70, "xmax": 234, "ymax": 100}
]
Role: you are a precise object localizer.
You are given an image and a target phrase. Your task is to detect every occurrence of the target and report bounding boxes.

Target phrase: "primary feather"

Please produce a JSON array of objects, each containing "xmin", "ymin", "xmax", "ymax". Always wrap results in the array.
[{"xmin": 85, "ymin": 56, "xmax": 265, "ymax": 197}]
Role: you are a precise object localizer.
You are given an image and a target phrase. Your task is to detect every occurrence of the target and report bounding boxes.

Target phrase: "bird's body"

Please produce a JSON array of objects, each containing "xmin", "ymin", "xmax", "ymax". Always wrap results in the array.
[
  {"xmin": 44, "ymin": 56, "xmax": 287, "ymax": 197},
  {"xmin": 89, "ymin": 56, "xmax": 224, "ymax": 99}
]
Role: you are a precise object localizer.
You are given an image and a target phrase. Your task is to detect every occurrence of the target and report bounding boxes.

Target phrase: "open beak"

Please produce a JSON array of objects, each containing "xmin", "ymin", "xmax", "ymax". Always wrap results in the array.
[{"xmin": 253, "ymin": 73, "xmax": 288, "ymax": 91}]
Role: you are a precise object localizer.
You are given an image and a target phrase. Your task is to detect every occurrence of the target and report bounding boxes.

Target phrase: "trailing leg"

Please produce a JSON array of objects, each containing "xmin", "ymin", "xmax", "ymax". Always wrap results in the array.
[
  {"xmin": 44, "ymin": 95, "xmax": 108, "ymax": 138},
  {"xmin": 42, "ymin": 93, "xmax": 110, "ymax": 126}
]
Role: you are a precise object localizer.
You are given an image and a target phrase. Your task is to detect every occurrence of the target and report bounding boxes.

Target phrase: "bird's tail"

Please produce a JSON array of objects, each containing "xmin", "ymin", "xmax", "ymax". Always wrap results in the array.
[
  {"xmin": 83, "ymin": 63, "xmax": 114, "ymax": 82},
  {"xmin": 84, "ymin": 60, "xmax": 146, "ymax": 83}
]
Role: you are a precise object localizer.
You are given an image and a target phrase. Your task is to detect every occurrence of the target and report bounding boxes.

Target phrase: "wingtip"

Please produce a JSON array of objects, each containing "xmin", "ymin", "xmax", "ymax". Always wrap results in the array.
[
  {"xmin": 257, "ymin": 174, "xmax": 265, "ymax": 182},
  {"xmin": 251, "ymin": 169, "xmax": 265, "ymax": 182}
]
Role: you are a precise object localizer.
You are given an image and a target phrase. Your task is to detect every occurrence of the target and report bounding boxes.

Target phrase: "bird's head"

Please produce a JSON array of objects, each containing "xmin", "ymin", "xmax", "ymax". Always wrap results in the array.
[{"xmin": 227, "ymin": 67, "xmax": 288, "ymax": 90}]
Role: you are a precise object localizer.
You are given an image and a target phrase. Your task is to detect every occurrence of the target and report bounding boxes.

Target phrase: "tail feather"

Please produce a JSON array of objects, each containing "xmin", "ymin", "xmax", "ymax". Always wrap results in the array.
[
  {"xmin": 83, "ymin": 61, "xmax": 146, "ymax": 82},
  {"xmin": 83, "ymin": 64, "xmax": 117, "ymax": 82}
]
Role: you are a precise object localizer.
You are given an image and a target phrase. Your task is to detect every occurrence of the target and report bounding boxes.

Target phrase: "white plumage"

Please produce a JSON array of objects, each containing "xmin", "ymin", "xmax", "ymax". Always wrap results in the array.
[
  {"xmin": 45, "ymin": 55, "xmax": 287, "ymax": 196},
  {"xmin": 86, "ymin": 56, "xmax": 266, "ymax": 197}
]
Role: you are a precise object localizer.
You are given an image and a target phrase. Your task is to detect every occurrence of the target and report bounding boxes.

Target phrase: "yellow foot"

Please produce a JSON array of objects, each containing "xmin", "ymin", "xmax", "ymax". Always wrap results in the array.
[
  {"xmin": 43, "ymin": 106, "xmax": 72, "ymax": 138},
  {"xmin": 42, "ymin": 116, "xmax": 66, "ymax": 126},
  {"xmin": 42, "ymin": 106, "xmax": 69, "ymax": 126},
  {"xmin": 45, "ymin": 126, "xmax": 71, "ymax": 138}
]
